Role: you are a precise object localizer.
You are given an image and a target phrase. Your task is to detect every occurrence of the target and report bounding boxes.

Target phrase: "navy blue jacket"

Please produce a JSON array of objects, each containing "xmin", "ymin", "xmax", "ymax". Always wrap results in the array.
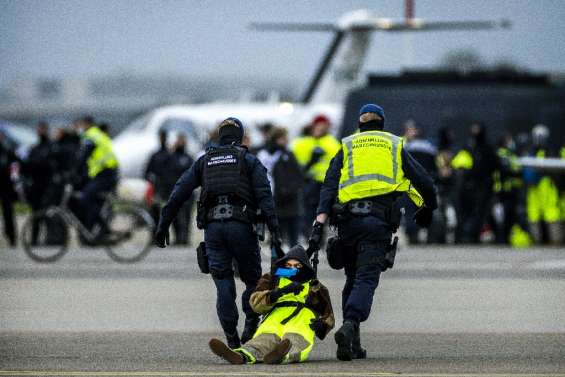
[
  {"xmin": 317, "ymin": 146, "xmax": 438, "ymax": 215},
  {"xmin": 158, "ymin": 146, "xmax": 278, "ymax": 232}
]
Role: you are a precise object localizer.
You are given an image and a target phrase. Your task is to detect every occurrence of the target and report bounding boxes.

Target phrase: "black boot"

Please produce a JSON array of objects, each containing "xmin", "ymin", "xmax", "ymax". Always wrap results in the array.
[
  {"xmin": 352, "ymin": 324, "xmax": 367, "ymax": 359},
  {"xmin": 241, "ymin": 317, "xmax": 259, "ymax": 344},
  {"xmin": 334, "ymin": 320, "xmax": 356, "ymax": 361},
  {"xmin": 225, "ymin": 330, "xmax": 241, "ymax": 349}
]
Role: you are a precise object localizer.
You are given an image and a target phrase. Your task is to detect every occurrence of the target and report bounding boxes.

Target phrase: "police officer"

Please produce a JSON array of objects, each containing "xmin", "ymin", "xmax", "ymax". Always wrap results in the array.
[
  {"xmin": 154, "ymin": 117, "xmax": 282, "ymax": 349},
  {"xmin": 310, "ymin": 104, "xmax": 437, "ymax": 361}
]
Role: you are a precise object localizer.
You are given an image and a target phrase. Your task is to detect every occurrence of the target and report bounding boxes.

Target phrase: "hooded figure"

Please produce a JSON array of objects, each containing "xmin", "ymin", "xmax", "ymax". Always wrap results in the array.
[{"xmin": 209, "ymin": 245, "xmax": 334, "ymax": 365}]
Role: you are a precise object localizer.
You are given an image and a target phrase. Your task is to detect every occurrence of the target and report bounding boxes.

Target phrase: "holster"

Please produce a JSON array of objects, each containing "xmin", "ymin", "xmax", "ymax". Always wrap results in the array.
[
  {"xmin": 356, "ymin": 236, "xmax": 398, "ymax": 272},
  {"xmin": 384, "ymin": 236, "xmax": 398, "ymax": 270},
  {"xmin": 196, "ymin": 241, "xmax": 210, "ymax": 274},
  {"xmin": 254, "ymin": 209, "xmax": 266, "ymax": 241},
  {"xmin": 196, "ymin": 201, "xmax": 207, "ymax": 229},
  {"xmin": 326, "ymin": 236, "xmax": 345, "ymax": 270},
  {"xmin": 330, "ymin": 203, "xmax": 350, "ymax": 225}
]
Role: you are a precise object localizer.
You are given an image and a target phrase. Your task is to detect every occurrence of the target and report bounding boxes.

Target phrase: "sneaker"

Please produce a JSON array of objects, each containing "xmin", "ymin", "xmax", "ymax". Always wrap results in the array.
[
  {"xmin": 263, "ymin": 339, "xmax": 292, "ymax": 364},
  {"xmin": 208, "ymin": 338, "xmax": 245, "ymax": 365},
  {"xmin": 335, "ymin": 320, "xmax": 356, "ymax": 361}
]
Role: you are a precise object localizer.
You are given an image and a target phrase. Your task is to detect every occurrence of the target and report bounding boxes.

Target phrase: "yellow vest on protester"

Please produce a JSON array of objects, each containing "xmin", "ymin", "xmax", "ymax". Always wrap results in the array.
[
  {"xmin": 292, "ymin": 134, "xmax": 340, "ymax": 183},
  {"xmin": 251, "ymin": 277, "xmax": 315, "ymax": 363},
  {"xmin": 84, "ymin": 126, "xmax": 119, "ymax": 178},
  {"xmin": 338, "ymin": 131, "xmax": 424, "ymax": 206}
]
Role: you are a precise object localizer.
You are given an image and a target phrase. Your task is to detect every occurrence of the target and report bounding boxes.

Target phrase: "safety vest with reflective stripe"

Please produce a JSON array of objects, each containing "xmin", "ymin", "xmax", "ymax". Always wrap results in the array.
[
  {"xmin": 338, "ymin": 131, "xmax": 424, "ymax": 206},
  {"xmin": 292, "ymin": 134, "xmax": 341, "ymax": 183},
  {"xmin": 84, "ymin": 126, "xmax": 119, "ymax": 178},
  {"xmin": 493, "ymin": 147, "xmax": 522, "ymax": 193}
]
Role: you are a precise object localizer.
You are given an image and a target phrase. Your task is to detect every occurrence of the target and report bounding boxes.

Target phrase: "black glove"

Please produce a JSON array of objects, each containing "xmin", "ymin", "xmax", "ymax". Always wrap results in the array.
[
  {"xmin": 309, "ymin": 147, "xmax": 325, "ymax": 164},
  {"xmin": 305, "ymin": 147, "xmax": 325, "ymax": 171},
  {"xmin": 309, "ymin": 318, "xmax": 326, "ymax": 339},
  {"xmin": 269, "ymin": 282, "xmax": 303, "ymax": 302},
  {"xmin": 154, "ymin": 227, "xmax": 170, "ymax": 248},
  {"xmin": 413, "ymin": 206, "xmax": 434, "ymax": 228},
  {"xmin": 308, "ymin": 221, "xmax": 324, "ymax": 254}
]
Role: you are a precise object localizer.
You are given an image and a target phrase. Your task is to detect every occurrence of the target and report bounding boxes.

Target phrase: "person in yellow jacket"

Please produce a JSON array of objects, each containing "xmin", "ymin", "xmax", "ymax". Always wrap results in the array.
[
  {"xmin": 524, "ymin": 125, "xmax": 562, "ymax": 244},
  {"xmin": 291, "ymin": 115, "xmax": 340, "ymax": 238},
  {"xmin": 74, "ymin": 116, "xmax": 119, "ymax": 237},
  {"xmin": 209, "ymin": 245, "xmax": 334, "ymax": 364}
]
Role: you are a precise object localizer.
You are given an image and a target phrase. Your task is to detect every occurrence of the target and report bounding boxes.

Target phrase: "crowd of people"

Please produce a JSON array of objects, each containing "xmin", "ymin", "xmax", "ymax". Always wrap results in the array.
[
  {"xmin": 1, "ymin": 113, "xmax": 565, "ymax": 248},
  {"xmin": 246, "ymin": 117, "xmax": 565, "ymax": 247},
  {"xmin": 401, "ymin": 121, "xmax": 565, "ymax": 246}
]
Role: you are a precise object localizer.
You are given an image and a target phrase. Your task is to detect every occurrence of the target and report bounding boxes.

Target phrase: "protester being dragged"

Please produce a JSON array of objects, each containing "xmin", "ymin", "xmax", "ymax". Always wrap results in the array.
[{"xmin": 209, "ymin": 245, "xmax": 334, "ymax": 364}]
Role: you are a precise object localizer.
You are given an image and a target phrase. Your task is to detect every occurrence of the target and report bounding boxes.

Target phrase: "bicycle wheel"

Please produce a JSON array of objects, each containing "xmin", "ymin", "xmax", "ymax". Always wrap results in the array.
[
  {"xmin": 21, "ymin": 209, "xmax": 69, "ymax": 263},
  {"xmin": 104, "ymin": 205, "xmax": 155, "ymax": 263}
]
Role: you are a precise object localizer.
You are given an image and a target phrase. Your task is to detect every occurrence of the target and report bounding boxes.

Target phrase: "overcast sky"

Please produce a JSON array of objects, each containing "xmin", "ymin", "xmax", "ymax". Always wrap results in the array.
[{"xmin": 1, "ymin": 0, "xmax": 565, "ymax": 90}]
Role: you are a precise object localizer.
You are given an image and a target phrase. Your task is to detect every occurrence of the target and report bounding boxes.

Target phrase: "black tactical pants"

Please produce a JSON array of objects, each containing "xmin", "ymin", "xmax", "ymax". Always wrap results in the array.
[
  {"xmin": 205, "ymin": 221, "xmax": 262, "ymax": 336},
  {"xmin": 338, "ymin": 215, "xmax": 391, "ymax": 323}
]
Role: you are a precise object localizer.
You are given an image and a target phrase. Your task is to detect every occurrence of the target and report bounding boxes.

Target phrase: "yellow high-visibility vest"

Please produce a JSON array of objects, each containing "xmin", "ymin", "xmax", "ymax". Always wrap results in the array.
[
  {"xmin": 84, "ymin": 126, "xmax": 118, "ymax": 178},
  {"xmin": 292, "ymin": 134, "xmax": 340, "ymax": 183},
  {"xmin": 252, "ymin": 277, "xmax": 315, "ymax": 363},
  {"xmin": 338, "ymin": 131, "xmax": 423, "ymax": 206},
  {"xmin": 451, "ymin": 149, "xmax": 473, "ymax": 170},
  {"xmin": 493, "ymin": 147, "xmax": 522, "ymax": 193}
]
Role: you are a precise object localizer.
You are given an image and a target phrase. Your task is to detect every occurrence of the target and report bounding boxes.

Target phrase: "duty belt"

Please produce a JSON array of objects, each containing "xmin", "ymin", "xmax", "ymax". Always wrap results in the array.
[
  {"xmin": 207, "ymin": 204, "xmax": 255, "ymax": 224},
  {"xmin": 348, "ymin": 200, "xmax": 390, "ymax": 219}
]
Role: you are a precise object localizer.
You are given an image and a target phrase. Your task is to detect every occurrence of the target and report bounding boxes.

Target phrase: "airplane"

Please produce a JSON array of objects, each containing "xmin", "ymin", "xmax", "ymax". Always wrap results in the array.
[{"xmin": 113, "ymin": 0, "xmax": 510, "ymax": 179}]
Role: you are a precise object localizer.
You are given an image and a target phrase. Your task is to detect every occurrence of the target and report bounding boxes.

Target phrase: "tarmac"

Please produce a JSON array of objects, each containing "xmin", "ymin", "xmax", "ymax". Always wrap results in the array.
[{"xmin": 1, "ymin": 242, "xmax": 564, "ymax": 376}]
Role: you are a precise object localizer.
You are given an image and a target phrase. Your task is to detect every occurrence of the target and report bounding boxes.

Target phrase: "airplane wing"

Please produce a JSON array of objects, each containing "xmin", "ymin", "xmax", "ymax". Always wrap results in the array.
[
  {"xmin": 377, "ymin": 19, "xmax": 512, "ymax": 32},
  {"xmin": 249, "ymin": 19, "xmax": 511, "ymax": 33},
  {"xmin": 249, "ymin": 22, "xmax": 336, "ymax": 32}
]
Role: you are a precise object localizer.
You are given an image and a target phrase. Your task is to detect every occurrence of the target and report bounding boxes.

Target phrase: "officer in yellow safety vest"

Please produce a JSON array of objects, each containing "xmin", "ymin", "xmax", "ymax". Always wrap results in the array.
[
  {"xmin": 310, "ymin": 104, "xmax": 437, "ymax": 361},
  {"xmin": 492, "ymin": 133, "xmax": 526, "ymax": 245},
  {"xmin": 74, "ymin": 116, "xmax": 119, "ymax": 237},
  {"xmin": 209, "ymin": 245, "xmax": 334, "ymax": 365},
  {"xmin": 291, "ymin": 115, "xmax": 340, "ymax": 238},
  {"xmin": 523, "ymin": 124, "xmax": 562, "ymax": 244}
]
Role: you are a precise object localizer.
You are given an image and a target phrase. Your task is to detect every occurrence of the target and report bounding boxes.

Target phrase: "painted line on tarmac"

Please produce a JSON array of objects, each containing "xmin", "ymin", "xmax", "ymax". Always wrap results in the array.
[{"xmin": 1, "ymin": 372, "xmax": 565, "ymax": 377}]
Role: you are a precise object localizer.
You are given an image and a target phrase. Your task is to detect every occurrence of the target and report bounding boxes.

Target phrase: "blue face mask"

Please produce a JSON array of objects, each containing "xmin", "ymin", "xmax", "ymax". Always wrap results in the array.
[{"xmin": 275, "ymin": 267, "xmax": 298, "ymax": 278}]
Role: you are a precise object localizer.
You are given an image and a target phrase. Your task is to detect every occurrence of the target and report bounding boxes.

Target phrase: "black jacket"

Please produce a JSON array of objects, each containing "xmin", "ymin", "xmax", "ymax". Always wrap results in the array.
[{"xmin": 158, "ymin": 144, "xmax": 278, "ymax": 232}]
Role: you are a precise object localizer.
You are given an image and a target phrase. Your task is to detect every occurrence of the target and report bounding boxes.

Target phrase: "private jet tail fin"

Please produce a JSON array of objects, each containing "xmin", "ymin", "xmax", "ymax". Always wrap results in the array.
[{"xmin": 251, "ymin": 10, "xmax": 510, "ymax": 104}]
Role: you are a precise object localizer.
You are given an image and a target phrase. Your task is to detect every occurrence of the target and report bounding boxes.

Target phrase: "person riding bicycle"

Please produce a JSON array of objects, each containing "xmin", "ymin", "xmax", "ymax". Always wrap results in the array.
[{"xmin": 74, "ymin": 116, "xmax": 119, "ymax": 241}]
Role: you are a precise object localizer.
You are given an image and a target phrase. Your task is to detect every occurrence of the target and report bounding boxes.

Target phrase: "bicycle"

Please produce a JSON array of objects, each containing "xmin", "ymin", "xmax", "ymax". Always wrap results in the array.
[{"xmin": 21, "ymin": 183, "xmax": 155, "ymax": 263}]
